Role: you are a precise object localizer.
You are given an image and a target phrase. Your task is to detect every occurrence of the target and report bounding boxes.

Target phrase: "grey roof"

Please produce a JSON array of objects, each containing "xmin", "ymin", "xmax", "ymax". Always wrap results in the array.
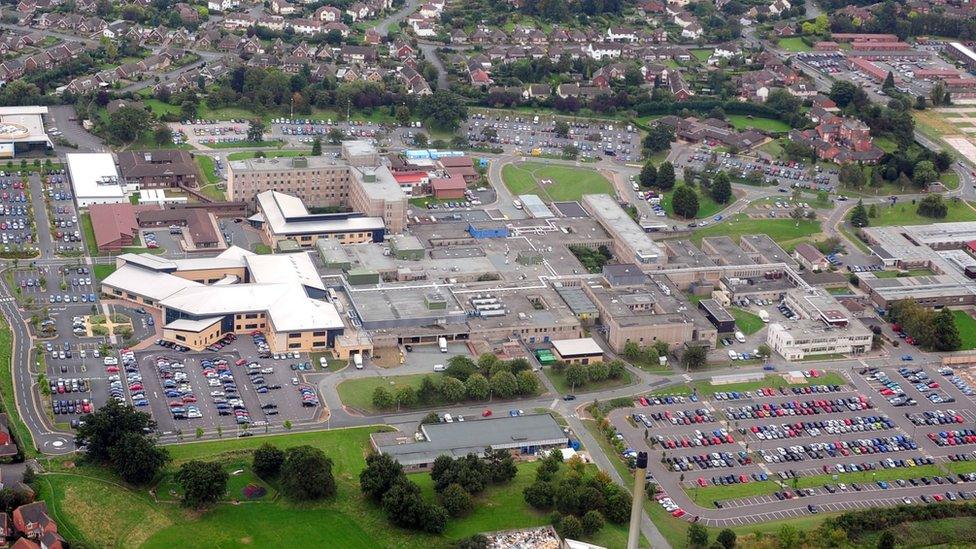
[
  {"xmin": 377, "ymin": 414, "xmax": 568, "ymax": 466},
  {"xmin": 257, "ymin": 190, "xmax": 385, "ymax": 236},
  {"xmin": 518, "ymin": 193, "xmax": 554, "ymax": 219}
]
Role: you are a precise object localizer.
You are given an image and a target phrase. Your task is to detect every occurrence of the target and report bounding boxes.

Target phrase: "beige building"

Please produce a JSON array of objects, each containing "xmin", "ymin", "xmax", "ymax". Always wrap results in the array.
[
  {"xmin": 101, "ymin": 247, "xmax": 345, "ymax": 352},
  {"xmin": 226, "ymin": 140, "xmax": 407, "ymax": 233},
  {"xmin": 255, "ymin": 190, "xmax": 385, "ymax": 249}
]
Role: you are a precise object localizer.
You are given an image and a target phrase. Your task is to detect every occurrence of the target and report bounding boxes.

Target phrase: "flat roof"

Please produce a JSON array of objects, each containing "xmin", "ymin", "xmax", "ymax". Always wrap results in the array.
[
  {"xmin": 519, "ymin": 194, "xmax": 554, "ymax": 219},
  {"xmin": 257, "ymin": 190, "xmax": 385, "ymax": 236},
  {"xmin": 376, "ymin": 414, "xmax": 567, "ymax": 465},
  {"xmin": 582, "ymin": 194, "xmax": 662, "ymax": 262},
  {"xmin": 351, "ymin": 165, "xmax": 407, "ymax": 202},
  {"xmin": 699, "ymin": 299, "xmax": 735, "ymax": 323},
  {"xmin": 164, "ymin": 316, "xmax": 222, "ymax": 332},
  {"xmin": 551, "ymin": 337, "xmax": 603, "ymax": 357},
  {"xmin": 66, "ymin": 153, "xmax": 125, "ymax": 200}
]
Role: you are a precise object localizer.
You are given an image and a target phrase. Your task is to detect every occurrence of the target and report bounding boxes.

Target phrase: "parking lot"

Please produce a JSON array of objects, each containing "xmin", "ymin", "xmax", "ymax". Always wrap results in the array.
[
  {"xmin": 675, "ymin": 147, "xmax": 838, "ymax": 191},
  {"xmin": 461, "ymin": 112, "xmax": 640, "ymax": 163},
  {"xmin": 0, "ymin": 171, "xmax": 40, "ymax": 257},
  {"xmin": 169, "ymin": 118, "xmax": 407, "ymax": 149},
  {"xmin": 41, "ymin": 169, "xmax": 83, "ymax": 255},
  {"xmin": 610, "ymin": 366, "xmax": 976, "ymax": 524},
  {"xmin": 122, "ymin": 334, "xmax": 322, "ymax": 436}
]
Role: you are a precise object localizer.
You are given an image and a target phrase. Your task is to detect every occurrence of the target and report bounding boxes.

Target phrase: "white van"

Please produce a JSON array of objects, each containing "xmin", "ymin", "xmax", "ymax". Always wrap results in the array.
[
  {"xmin": 632, "ymin": 182, "xmax": 640, "ymax": 191},
  {"xmin": 353, "ymin": 353, "xmax": 363, "ymax": 369},
  {"xmin": 433, "ymin": 364, "xmax": 446, "ymax": 372},
  {"xmin": 728, "ymin": 350, "xmax": 738, "ymax": 360},
  {"xmin": 444, "ymin": 413, "xmax": 453, "ymax": 423},
  {"xmin": 734, "ymin": 331, "xmax": 746, "ymax": 343},
  {"xmin": 513, "ymin": 199, "xmax": 523, "ymax": 210}
]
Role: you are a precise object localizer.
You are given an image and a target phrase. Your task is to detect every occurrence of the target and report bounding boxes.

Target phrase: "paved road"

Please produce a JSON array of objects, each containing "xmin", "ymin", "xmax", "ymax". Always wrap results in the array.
[
  {"xmin": 375, "ymin": 0, "xmax": 419, "ymax": 36},
  {"xmin": 417, "ymin": 43, "xmax": 449, "ymax": 90}
]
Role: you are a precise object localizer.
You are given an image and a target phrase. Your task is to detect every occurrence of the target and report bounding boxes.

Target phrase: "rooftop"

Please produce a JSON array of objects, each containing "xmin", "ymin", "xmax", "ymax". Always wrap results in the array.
[
  {"xmin": 67, "ymin": 153, "xmax": 126, "ymax": 200},
  {"xmin": 257, "ymin": 190, "xmax": 385, "ymax": 236}
]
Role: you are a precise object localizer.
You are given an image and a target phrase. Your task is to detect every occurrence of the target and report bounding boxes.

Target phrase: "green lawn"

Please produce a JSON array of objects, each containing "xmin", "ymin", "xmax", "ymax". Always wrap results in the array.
[
  {"xmin": 207, "ymin": 140, "xmax": 284, "ymax": 149},
  {"xmin": 731, "ymin": 307, "xmax": 765, "ymax": 335},
  {"xmin": 79, "ymin": 212, "xmax": 101, "ymax": 256},
  {"xmin": 650, "ymin": 372, "xmax": 846, "ymax": 398},
  {"xmin": 337, "ymin": 373, "xmax": 430, "ymax": 412},
  {"xmin": 952, "ymin": 310, "xmax": 976, "ymax": 351},
  {"xmin": 874, "ymin": 136, "xmax": 898, "ymax": 153},
  {"xmin": 873, "ymin": 268, "xmax": 935, "ymax": 278},
  {"xmin": 40, "ymin": 427, "xmax": 630, "ymax": 549},
  {"xmin": 194, "ymin": 155, "xmax": 219, "ymax": 186},
  {"xmin": 690, "ymin": 48, "xmax": 713, "ymax": 61},
  {"xmin": 661, "ymin": 187, "xmax": 726, "ymax": 219},
  {"xmin": 544, "ymin": 368, "xmax": 633, "ymax": 394},
  {"xmin": 226, "ymin": 150, "xmax": 311, "ymax": 161},
  {"xmin": 144, "ymin": 99, "xmax": 181, "ymax": 117},
  {"xmin": 501, "ymin": 162, "xmax": 613, "ymax": 202},
  {"xmin": 409, "ymin": 196, "xmax": 455, "ymax": 208},
  {"xmin": 777, "ymin": 37, "xmax": 813, "ymax": 52},
  {"xmin": 0, "ymin": 320, "xmax": 35, "ymax": 457},
  {"xmin": 687, "ymin": 214, "xmax": 822, "ymax": 249},
  {"xmin": 860, "ymin": 517, "xmax": 976, "ymax": 548},
  {"xmin": 870, "ymin": 200, "xmax": 976, "ymax": 226},
  {"xmin": 726, "ymin": 115, "xmax": 791, "ymax": 133},
  {"xmin": 93, "ymin": 263, "xmax": 117, "ymax": 281},
  {"xmin": 251, "ymin": 243, "xmax": 272, "ymax": 255}
]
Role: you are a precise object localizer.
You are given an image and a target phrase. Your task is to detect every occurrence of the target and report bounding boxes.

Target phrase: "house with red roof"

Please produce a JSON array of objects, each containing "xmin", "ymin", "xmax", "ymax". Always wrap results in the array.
[{"xmin": 430, "ymin": 174, "xmax": 466, "ymax": 199}]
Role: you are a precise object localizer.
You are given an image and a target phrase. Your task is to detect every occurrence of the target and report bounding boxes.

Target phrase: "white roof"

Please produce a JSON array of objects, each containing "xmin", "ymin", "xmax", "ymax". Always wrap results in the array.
[
  {"xmin": 102, "ymin": 264, "xmax": 202, "ymax": 301},
  {"xmin": 244, "ymin": 252, "xmax": 325, "ymax": 292},
  {"xmin": 165, "ymin": 316, "xmax": 222, "ymax": 332},
  {"xmin": 217, "ymin": 245, "xmax": 256, "ymax": 262},
  {"xmin": 257, "ymin": 190, "xmax": 384, "ymax": 236},
  {"xmin": 67, "ymin": 153, "xmax": 125, "ymax": 200},
  {"xmin": 551, "ymin": 337, "xmax": 604, "ymax": 357}
]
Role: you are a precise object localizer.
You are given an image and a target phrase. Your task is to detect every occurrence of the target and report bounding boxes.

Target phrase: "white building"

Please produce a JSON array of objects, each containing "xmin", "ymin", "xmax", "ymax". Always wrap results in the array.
[
  {"xmin": 766, "ymin": 289, "xmax": 872, "ymax": 360},
  {"xmin": 0, "ymin": 106, "xmax": 53, "ymax": 158},
  {"xmin": 66, "ymin": 153, "xmax": 136, "ymax": 208}
]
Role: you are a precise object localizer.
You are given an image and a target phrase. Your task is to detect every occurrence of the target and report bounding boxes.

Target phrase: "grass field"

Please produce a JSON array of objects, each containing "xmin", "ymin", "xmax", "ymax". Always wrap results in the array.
[
  {"xmin": 687, "ymin": 214, "xmax": 821, "ymax": 250},
  {"xmin": 661, "ymin": 187, "xmax": 726, "ymax": 219},
  {"xmin": 870, "ymin": 200, "xmax": 976, "ymax": 226},
  {"xmin": 731, "ymin": 307, "xmax": 765, "ymax": 335},
  {"xmin": 39, "ymin": 427, "xmax": 626, "ymax": 549},
  {"xmin": 251, "ymin": 243, "xmax": 272, "ymax": 254},
  {"xmin": 650, "ymin": 372, "xmax": 845, "ymax": 398},
  {"xmin": 194, "ymin": 155, "xmax": 219, "ymax": 186},
  {"xmin": 726, "ymin": 115, "xmax": 791, "ymax": 133},
  {"xmin": 952, "ymin": 310, "xmax": 976, "ymax": 350},
  {"xmin": 93, "ymin": 264, "xmax": 117, "ymax": 281},
  {"xmin": 861, "ymin": 517, "xmax": 976, "ymax": 548},
  {"xmin": 501, "ymin": 162, "xmax": 612, "ymax": 202},
  {"xmin": 873, "ymin": 268, "xmax": 935, "ymax": 279},
  {"xmin": 690, "ymin": 48, "xmax": 714, "ymax": 61},
  {"xmin": 777, "ymin": 37, "xmax": 813, "ymax": 52},
  {"xmin": 337, "ymin": 373, "xmax": 430, "ymax": 413},
  {"xmin": 207, "ymin": 140, "xmax": 284, "ymax": 149},
  {"xmin": 544, "ymin": 368, "xmax": 633, "ymax": 394}
]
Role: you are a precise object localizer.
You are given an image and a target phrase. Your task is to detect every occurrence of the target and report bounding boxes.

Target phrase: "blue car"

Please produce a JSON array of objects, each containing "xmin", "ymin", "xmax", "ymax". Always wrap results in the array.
[
  {"xmin": 89, "ymin": 293, "xmax": 97, "ymax": 302},
  {"xmin": 901, "ymin": 355, "xmax": 913, "ymax": 361},
  {"xmin": 133, "ymin": 399, "xmax": 149, "ymax": 407}
]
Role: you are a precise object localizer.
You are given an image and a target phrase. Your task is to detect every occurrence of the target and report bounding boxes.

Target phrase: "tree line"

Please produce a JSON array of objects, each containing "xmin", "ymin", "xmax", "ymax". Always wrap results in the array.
[
  {"xmin": 372, "ymin": 354, "xmax": 540, "ymax": 410},
  {"xmin": 887, "ymin": 299, "xmax": 962, "ymax": 352}
]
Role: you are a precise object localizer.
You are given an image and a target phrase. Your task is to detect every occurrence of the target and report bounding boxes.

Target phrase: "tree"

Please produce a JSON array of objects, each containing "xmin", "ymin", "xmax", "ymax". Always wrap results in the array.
[
  {"xmin": 777, "ymin": 524, "xmax": 800, "ymax": 549},
  {"xmin": 587, "ymin": 361, "xmax": 609, "ymax": 382},
  {"xmin": 850, "ymin": 200, "xmax": 869, "ymax": 228},
  {"xmin": 565, "ymin": 363, "xmax": 588, "ymax": 391},
  {"xmin": 440, "ymin": 483, "xmax": 473, "ymax": 516},
  {"xmin": 642, "ymin": 124, "xmax": 675, "ymax": 154},
  {"xmin": 153, "ymin": 125, "xmax": 172, "ymax": 146},
  {"xmin": 489, "ymin": 371, "xmax": 518, "ymax": 399},
  {"xmin": 656, "ymin": 161, "xmax": 676, "ymax": 191},
  {"xmin": 877, "ymin": 531, "xmax": 895, "ymax": 549},
  {"xmin": 109, "ymin": 432, "xmax": 169, "ymax": 485},
  {"xmin": 639, "ymin": 162, "xmax": 657, "ymax": 188},
  {"xmin": 757, "ymin": 343, "xmax": 772, "ymax": 359},
  {"xmin": 417, "ymin": 90, "xmax": 467, "ymax": 130},
  {"xmin": 372, "ymin": 386, "xmax": 394, "ymax": 409},
  {"xmin": 524, "ymin": 480, "xmax": 555, "ymax": 508},
  {"xmin": 75, "ymin": 399, "xmax": 156, "ymax": 462},
  {"xmin": 839, "ymin": 163, "xmax": 866, "ymax": 189},
  {"xmin": 178, "ymin": 460, "xmax": 228, "ymax": 508},
  {"xmin": 672, "ymin": 185, "xmax": 699, "ymax": 219},
  {"xmin": 554, "ymin": 120, "xmax": 570, "ymax": 138},
  {"xmin": 440, "ymin": 376, "xmax": 467, "ymax": 402},
  {"xmin": 381, "ymin": 478, "xmax": 447, "ymax": 533},
  {"xmin": 882, "ymin": 71, "xmax": 896, "ymax": 91},
  {"xmin": 360, "ymin": 452, "xmax": 406, "ymax": 502},
  {"xmin": 446, "ymin": 355, "xmax": 477, "ymax": 381},
  {"xmin": 395, "ymin": 105, "xmax": 411, "ymax": 127},
  {"xmin": 557, "ymin": 514, "xmax": 583, "ymax": 540},
  {"xmin": 311, "ymin": 137, "xmax": 322, "ymax": 156},
  {"xmin": 683, "ymin": 346, "xmax": 707, "ymax": 370},
  {"xmin": 711, "ymin": 172, "xmax": 732, "ymax": 204},
  {"xmin": 717, "ymin": 528, "xmax": 737, "ymax": 549},
  {"xmin": 688, "ymin": 523, "xmax": 709, "ymax": 548},
  {"xmin": 394, "ymin": 386, "xmax": 416, "ymax": 409},
  {"xmin": 913, "ymin": 160, "xmax": 938, "ymax": 187},
  {"xmin": 931, "ymin": 307, "xmax": 961, "ymax": 351},
  {"xmin": 581, "ymin": 510, "xmax": 605, "ymax": 535},
  {"xmin": 246, "ymin": 118, "xmax": 265, "ymax": 142},
  {"xmin": 484, "ymin": 447, "xmax": 518, "ymax": 483},
  {"xmin": 253, "ymin": 443, "xmax": 285, "ymax": 478},
  {"xmin": 917, "ymin": 194, "xmax": 948, "ymax": 218},
  {"xmin": 465, "ymin": 372, "xmax": 490, "ymax": 400},
  {"xmin": 106, "ymin": 106, "xmax": 151, "ymax": 143},
  {"xmin": 931, "ymin": 81, "xmax": 949, "ymax": 107},
  {"xmin": 280, "ymin": 445, "xmax": 336, "ymax": 501}
]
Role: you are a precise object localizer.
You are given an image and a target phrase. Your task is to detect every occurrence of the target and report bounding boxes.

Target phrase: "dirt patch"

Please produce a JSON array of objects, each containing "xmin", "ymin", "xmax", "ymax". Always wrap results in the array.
[{"xmin": 370, "ymin": 347, "xmax": 403, "ymax": 368}]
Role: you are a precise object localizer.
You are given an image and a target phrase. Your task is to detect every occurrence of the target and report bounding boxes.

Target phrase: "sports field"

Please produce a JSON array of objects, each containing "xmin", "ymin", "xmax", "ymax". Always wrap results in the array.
[
  {"xmin": 952, "ymin": 310, "xmax": 976, "ymax": 350},
  {"xmin": 501, "ymin": 162, "xmax": 613, "ymax": 202},
  {"xmin": 777, "ymin": 37, "xmax": 813, "ymax": 52}
]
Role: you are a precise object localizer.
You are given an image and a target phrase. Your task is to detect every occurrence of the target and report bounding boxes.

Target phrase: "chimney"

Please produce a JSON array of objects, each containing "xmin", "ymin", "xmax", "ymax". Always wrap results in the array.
[{"xmin": 627, "ymin": 451, "xmax": 648, "ymax": 549}]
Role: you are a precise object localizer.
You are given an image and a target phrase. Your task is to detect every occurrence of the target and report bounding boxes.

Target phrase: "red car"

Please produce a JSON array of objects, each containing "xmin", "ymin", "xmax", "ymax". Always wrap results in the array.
[{"xmin": 482, "ymin": 409, "xmax": 492, "ymax": 417}]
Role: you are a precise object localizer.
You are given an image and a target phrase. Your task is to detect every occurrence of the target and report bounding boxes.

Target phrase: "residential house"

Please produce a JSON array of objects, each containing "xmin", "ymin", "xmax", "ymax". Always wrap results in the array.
[
  {"xmin": 12, "ymin": 503, "xmax": 57, "ymax": 541},
  {"xmin": 314, "ymin": 5, "xmax": 341, "ymax": 21}
]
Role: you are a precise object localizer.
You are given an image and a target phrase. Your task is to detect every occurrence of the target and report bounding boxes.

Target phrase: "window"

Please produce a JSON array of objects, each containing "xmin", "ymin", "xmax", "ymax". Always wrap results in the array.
[
  {"xmin": 312, "ymin": 331, "xmax": 326, "ymax": 337},
  {"xmin": 289, "ymin": 332, "xmax": 301, "ymax": 339},
  {"xmin": 175, "ymin": 334, "xmax": 186, "ymax": 341}
]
